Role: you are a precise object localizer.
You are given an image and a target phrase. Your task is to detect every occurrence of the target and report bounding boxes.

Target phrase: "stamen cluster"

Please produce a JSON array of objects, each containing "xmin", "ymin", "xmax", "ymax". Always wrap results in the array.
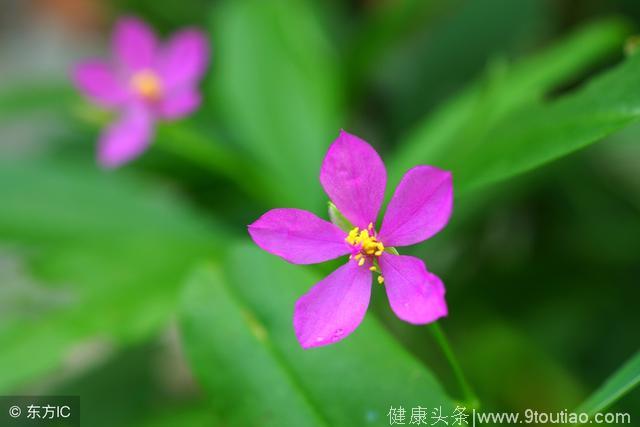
[
  {"xmin": 130, "ymin": 69, "xmax": 163, "ymax": 101},
  {"xmin": 346, "ymin": 223, "xmax": 385, "ymax": 284}
]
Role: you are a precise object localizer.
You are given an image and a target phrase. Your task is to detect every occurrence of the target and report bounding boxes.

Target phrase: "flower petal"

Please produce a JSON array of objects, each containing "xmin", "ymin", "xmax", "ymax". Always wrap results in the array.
[
  {"xmin": 294, "ymin": 261, "xmax": 371, "ymax": 349},
  {"xmin": 113, "ymin": 17, "xmax": 157, "ymax": 71},
  {"xmin": 72, "ymin": 60, "xmax": 128, "ymax": 107},
  {"xmin": 248, "ymin": 208, "xmax": 350, "ymax": 265},
  {"xmin": 379, "ymin": 253, "xmax": 447, "ymax": 324},
  {"xmin": 156, "ymin": 87, "xmax": 201, "ymax": 119},
  {"xmin": 98, "ymin": 106, "xmax": 153, "ymax": 168},
  {"xmin": 379, "ymin": 166, "xmax": 453, "ymax": 247},
  {"xmin": 320, "ymin": 130, "xmax": 386, "ymax": 229},
  {"xmin": 159, "ymin": 29, "xmax": 210, "ymax": 91}
]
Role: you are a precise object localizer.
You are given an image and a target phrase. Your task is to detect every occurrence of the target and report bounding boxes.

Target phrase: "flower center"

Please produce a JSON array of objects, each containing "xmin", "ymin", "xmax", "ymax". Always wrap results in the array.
[
  {"xmin": 130, "ymin": 69, "xmax": 163, "ymax": 101},
  {"xmin": 346, "ymin": 223, "xmax": 386, "ymax": 284}
]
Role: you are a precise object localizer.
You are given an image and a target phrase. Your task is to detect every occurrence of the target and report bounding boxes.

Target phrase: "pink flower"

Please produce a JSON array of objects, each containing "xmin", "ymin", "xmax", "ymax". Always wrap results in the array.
[
  {"xmin": 248, "ymin": 130, "xmax": 453, "ymax": 349},
  {"xmin": 72, "ymin": 17, "xmax": 210, "ymax": 167}
]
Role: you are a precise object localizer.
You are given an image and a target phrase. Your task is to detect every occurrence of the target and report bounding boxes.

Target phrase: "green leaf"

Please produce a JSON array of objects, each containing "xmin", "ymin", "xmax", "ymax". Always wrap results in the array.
[
  {"xmin": 0, "ymin": 159, "xmax": 224, "ymax": 392},
  {"xmin": 179, "ymin": 244, "xmax": 455, "ymax": 427},
  {"xmin": 180, "ymin": 264, "xmax": 328, "ymax": 427},
  {"xmin": 452, "ymin": 50, "xmax": 640, "ymax": 194},
  {"xmin": 389, "ymin": 19, "xmax": 632, "ymax": 192},
  {"xmin": 211, "ymin": 0, "xmax": 343, "ymax": 210},
  {"xmin": 577, "ymin": 350, "xmax": 640, "ymax": 415}
]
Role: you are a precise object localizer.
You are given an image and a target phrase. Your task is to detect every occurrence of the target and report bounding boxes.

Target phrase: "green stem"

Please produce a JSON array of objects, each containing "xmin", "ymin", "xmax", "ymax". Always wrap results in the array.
[
  {"xmin": 429, "ymin": 322, "xmax": 479, "ymax": 409},
  {"xmin": 378, "ymin": 245, "xmax": 475, "ymax": 406}
]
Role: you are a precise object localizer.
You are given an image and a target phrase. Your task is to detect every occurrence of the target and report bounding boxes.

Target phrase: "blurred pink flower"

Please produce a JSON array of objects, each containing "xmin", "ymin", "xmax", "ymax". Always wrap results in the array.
[
  {"xmin": 72, "ymin": 17, "xmax": 209, "ymax": 167},
  {"xmin": 249, "ymin": 130, "xmax": 453, "ymax": 349}
]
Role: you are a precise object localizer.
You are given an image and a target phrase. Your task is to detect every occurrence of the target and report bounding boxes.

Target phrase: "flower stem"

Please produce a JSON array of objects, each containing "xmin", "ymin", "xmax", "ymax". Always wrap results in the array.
[{"xmin": 429, "ymin": 322, "xmax": 479, "ymax": 409}]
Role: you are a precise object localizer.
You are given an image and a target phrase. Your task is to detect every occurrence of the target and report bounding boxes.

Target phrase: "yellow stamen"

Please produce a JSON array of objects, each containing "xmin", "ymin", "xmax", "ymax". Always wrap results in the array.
[
  {"xmin": 358, "ymin": 257, "xmax": 365, "ymax": 266},
  {"xmin": 345, "ymin": 227, "xmax": 360, "ymax": 245},
  {"xmin": 346, "ymin": 225, "xmax": 385, "ymax": 264},
  {"xmin": 377, "ymin": 275, "xmax": 385, "ymax": 284},
  {"xmin": 369, "ymin": 266, "xmax": 377, "ymax": 272},
  {"xmin": 130, "ymin": 69, "xmax": 163, "ymax": 101}
]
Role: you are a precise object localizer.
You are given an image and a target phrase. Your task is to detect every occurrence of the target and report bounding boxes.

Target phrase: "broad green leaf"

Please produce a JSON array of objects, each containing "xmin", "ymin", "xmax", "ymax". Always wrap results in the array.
[
  {"xmin": 577, "ymin": 350, "xmax": 640, "ymax": 415},
  {"xmin": 0, "ymin": 159, "xmax": 224, "ymax": 391},
  {"xmin": 180, "ymin": 264, "xmax": 328, "ymax": 427},
  {"xmin": 180, "ymin": 244, "xmax": 455, "ymax": 427},
  {"xmin": 211, "ymin": 0, "xmax": 343, "ymax": 210},
  {"xmin": 389, "ymin": 19, "xmax": 631, "ymax": 192},
  {"xmin": 451, "ymin": 51, "xmax": 640, "ymax": 193}
]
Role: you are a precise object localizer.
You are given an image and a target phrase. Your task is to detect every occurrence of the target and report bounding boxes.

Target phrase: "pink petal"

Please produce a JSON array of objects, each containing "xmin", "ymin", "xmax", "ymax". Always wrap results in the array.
[
  {"xmin": 156, "ymin": 87, "xmax": 201, "ymax": 119},
  {"xmin": 379, "ymin": 253, "xmax": 447, "ymax": 324},
  {"xmin": 248, "ymin": 208, "xmax": 350, "ymax": 265},
  {"xmin": 98, "ymin": 106, "xmax": 154, "ymax": 168},
  {"xmin": 379, "ymin": 166, "xmax": 453, "ymax": 247},
  {"xmin": 72, "ymin": 60, "xmax": 128, "ymax": 107},
  {"xmin": 320, "ymin": 130, "xmax": 386, "ymax": 229},
  {"xmin": 294, "ymin": 261, "xmax": 372, "ymax": 349},
  {"xmin": 159, "ymin": 29, "xmax": 210, "ymax": 91},
  {"xmin": 113, "ymin": 16, "xmax": 157, "ymax": 71}
]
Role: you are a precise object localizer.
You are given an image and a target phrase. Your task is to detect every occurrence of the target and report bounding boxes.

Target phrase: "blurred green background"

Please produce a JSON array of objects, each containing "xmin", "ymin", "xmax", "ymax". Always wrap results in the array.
[{"xmin": 0, "ymin": 0, "xmax": 638, "ymax": 426}]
